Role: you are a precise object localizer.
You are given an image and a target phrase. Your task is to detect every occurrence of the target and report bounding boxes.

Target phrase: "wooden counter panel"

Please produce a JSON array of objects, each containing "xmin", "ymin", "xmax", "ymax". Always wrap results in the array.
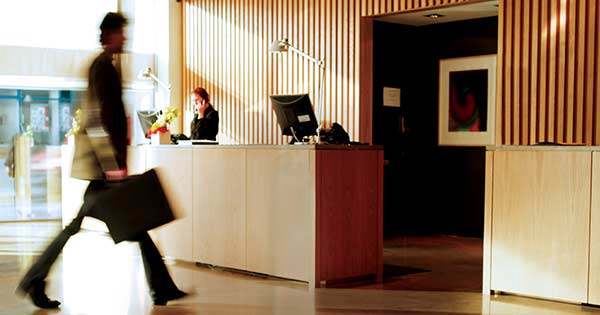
[
  {"xmin": 490, "ymin": 151, "xmax": 590, "ymax": 302},
  {"xmin": 193, "ymin": 149, "xmax": 246, "ymax": 270},
  {"xmin": 146, "ymin": 147, "xmax": 194, "ymax": 261},
  {"xmin": 316, "ymin": 149, "xmax": 383, "ymax": 285},
  {"xmin": 588, "ymin": 152, "xmax": 600, "ymax": 304},
  {"xmin": 245, "ymin": 149, "xmax": 316, "ymax": 283}
]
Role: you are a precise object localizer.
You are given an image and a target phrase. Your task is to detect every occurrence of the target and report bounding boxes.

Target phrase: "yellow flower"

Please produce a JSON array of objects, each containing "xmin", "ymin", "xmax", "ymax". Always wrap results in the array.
[{"xmin": 149, "ymin": 106, "xmax": 179, "ymax": 134}]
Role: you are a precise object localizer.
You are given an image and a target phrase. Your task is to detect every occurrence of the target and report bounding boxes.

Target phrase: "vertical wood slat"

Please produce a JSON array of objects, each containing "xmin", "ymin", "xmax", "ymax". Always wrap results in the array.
[
  {"xmin": 566, "ymin": 0, "xmax": 576, "ymax": 143},
  {"xmin": 589, "ymin": 0, "xmax": 598, "ymax": 144},
  {"xmin": 521, "ymin": 0, "xmax": 530, "ymax": 145},
  {"xmin": 496, "ymin": 0, "xmax": 505, "ymax": 145},
  {"xmin": 529, "ymin": 0, "xmax": 539, "ymax": 145},
  {"xmin": 556, "ymin": 0, "xmax": 566, "ymax": 143},
  {"xmin": 505, "ymin": 0, "xmax": 513, "ymax": 144},
  {"xmin": 539, "ymin": 0, "xmax": 549, "ymax": 142},
  {"xmin": 574, "ymin": 0, "xmax": 584, "ymax": 144},
  {"xmin": 595, "ymin": 0, "xmax": 600, "ymax": 144}
]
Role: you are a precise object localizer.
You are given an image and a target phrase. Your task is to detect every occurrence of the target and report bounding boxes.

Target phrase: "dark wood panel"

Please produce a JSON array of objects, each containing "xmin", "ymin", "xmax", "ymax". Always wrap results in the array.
[{"xmin": 315, "ymin": 149, "xmax": 383, "ymax": 285}]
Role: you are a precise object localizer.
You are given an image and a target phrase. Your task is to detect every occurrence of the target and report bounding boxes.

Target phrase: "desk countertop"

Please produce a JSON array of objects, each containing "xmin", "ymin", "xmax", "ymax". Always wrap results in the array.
[
  {"xmin": 134, "ymin": 144, "xmax": 383, "ymax": 150},
  {"xmin": 486, "ymin": 145, "xmax": 600, "ymax": 152}
]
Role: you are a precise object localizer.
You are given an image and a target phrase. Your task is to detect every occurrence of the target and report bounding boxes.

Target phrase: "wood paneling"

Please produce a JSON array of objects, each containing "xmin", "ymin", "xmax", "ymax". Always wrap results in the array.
[
  {"xmin": 183, "ymin": 0, "xmax": 600, "ymax": 146},
  {"xmin": 315, "ymin": 149, "xmax": 383, "ymax": 285},
  {"xmin": 192, "ymin": 149, "xmax": 246, "ymax": 270},
  {"xmin": 182, "ymin": 0, "xmax": 475, "ymax": 144},
  {"xmin": 490, "ymin": 150, "xmax": 590, "ymax": 302},
  {"xmin": 498, "ymin": 0, "xmax": 600, "ymax": 145},
  {"xmin": 482, "ymin": 150, "xmax": 493, "ymax": 294},
  {"xmin": 589, "ymin": 152, "xmax": 600, "ymax": 304},
  {"xmin": 146, "ymin": 147, "xmax": 194, "ymax": 261},
  {"xmin": 245, "ymin": 148, "xmax": 316, "ymax": 284}
]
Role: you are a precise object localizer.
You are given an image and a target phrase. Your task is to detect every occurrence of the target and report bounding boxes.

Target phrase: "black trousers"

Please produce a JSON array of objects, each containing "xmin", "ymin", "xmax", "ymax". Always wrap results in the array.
[{"xmin": 18, "ymin": 180, "xmax": 179, "ymax": 298}]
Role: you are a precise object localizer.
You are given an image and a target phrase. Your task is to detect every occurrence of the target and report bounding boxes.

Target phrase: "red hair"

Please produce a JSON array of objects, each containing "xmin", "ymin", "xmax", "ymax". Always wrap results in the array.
[{"xmin": 193, "ymin": 87, "xmax": 210, "ymax": 104}]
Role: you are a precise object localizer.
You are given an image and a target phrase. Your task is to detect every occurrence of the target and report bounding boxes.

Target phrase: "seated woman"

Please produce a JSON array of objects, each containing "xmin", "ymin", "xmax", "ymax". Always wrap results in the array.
[{"xmin": 190, "ymin": 87, "xmax": 219, "ymax": 140}]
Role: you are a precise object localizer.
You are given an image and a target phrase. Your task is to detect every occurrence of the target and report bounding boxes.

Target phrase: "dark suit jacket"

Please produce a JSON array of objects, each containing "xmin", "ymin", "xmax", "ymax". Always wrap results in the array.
[
  {"xmin": 72, "ymin": 51, "xmax": 127, "ymax": 180},
  {"xmin": 190, "ymin": 105, "xmax": 219, "ymax": 140}
]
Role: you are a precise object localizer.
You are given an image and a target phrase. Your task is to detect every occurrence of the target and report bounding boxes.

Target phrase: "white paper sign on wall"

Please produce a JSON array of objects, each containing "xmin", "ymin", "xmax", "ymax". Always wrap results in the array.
[{"xmin": 383, "ymin": 87, "xmax": 401, "ymax": 107}]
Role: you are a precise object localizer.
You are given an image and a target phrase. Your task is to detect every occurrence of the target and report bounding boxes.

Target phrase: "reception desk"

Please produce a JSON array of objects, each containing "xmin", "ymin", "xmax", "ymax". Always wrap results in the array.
[
  {"xmin": 484, "ymin": 146, "xmax": 600, "ymax": 304},
  {"xmin": 125, "ymin": 144, "xmax": 383, "ymax": 288}
]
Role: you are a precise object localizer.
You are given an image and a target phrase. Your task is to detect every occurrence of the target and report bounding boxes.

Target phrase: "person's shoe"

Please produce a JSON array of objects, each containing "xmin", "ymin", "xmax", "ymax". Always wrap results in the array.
[
  {"xmin": 17, "ymin": 281, "xmax": 61, "ymax": 309},
  {"xmin": 153, "ymin": 289, "xmax": 188, "ymax": 306}
]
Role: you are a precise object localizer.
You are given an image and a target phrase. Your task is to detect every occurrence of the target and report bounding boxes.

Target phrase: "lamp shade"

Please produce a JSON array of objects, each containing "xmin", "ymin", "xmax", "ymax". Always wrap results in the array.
[
  {"xmin": 136, "ymin": 66, "xmax": 172, "ymax": 90},
  {"xmin": 137, "ymin": 66, "xmax": 152, "ymax": 80},
  {"xmin": 269, "ymin": 39, "xmax": 289, "ymax": 53}
]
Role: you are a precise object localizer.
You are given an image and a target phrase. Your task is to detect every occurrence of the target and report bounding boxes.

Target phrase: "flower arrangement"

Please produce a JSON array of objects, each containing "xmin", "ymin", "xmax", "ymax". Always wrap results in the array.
[{"xmin": 148, "ymin": 106, "xmax": 178, "ymax": 136}]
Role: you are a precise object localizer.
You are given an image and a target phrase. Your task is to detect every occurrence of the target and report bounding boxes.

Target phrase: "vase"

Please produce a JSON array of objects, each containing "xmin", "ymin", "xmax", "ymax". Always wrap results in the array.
[{"xmin": 151, "ymin": 130, "xmax": 171, "ymax": 145}]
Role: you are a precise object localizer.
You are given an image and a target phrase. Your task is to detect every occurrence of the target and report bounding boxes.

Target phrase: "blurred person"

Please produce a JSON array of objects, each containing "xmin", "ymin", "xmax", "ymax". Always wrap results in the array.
[
  {"xmin": 16, "ymin": 12, "xmax": 186, "ymax": 309},
  {"xmin": 190, "ymin": 87, "xmax": 219, "ymax": 140}
]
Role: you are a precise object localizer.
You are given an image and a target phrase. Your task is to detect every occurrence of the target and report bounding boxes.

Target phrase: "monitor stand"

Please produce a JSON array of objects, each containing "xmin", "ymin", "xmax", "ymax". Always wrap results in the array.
[{"xmin": 289, "ymin": 126, "xmax": 311, "ymax": 145}]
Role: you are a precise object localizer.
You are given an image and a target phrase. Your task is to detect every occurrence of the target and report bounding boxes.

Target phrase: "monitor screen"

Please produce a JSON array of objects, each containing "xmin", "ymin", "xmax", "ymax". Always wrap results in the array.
[
  {"xmin": 137, "ymin": 110, "xmax": 159, "ymax": 138},
  {"xmin": 270, "ymin": 94, "xmax": 318, "ymax": 140}
]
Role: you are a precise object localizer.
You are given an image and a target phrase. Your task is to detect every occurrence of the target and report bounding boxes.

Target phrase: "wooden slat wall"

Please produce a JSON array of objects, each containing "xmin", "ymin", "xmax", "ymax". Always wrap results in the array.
[
  {"xmin": 498, "ymin": 0, "xmax": 600, "ymax": 145},
  {"xmin": 182, "ymin": 0, "xmax": 474, "ymax": 144}
]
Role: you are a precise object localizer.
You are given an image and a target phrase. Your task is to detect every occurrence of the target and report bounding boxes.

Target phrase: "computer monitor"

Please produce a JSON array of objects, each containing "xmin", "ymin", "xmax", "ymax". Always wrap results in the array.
[
  {"xmin": 137, "ymin": 110, "xmax": 159, "ymax": 138},
  {"xmin": 270, "ymin": 94, "xmax": 318, "ymax": 143}
]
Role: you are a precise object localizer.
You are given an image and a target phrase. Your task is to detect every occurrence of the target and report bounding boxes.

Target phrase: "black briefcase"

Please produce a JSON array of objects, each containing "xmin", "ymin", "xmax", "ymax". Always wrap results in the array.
[{"xmin": 90, "ymin": 168, "xmax": 175, "ymax": 243}]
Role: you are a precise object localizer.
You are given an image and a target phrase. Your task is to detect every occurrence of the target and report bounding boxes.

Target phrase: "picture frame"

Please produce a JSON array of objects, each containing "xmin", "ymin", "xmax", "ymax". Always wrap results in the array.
[{"xmin": 438, "ymin": 54, "xmax": 496, "ymax": 146}]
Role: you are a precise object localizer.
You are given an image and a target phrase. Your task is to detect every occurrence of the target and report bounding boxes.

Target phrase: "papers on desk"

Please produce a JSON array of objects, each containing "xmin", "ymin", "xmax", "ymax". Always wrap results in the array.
[{"xmin": 177, "ymin": 140, "xmax": 219, "ymax": 145}]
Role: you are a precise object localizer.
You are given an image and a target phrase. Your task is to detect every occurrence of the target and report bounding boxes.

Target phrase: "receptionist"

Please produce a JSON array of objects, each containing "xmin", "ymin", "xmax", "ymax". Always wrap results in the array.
[{"xmin": 190, "ymin": 87, "xmax": 219, "ymax": 140}]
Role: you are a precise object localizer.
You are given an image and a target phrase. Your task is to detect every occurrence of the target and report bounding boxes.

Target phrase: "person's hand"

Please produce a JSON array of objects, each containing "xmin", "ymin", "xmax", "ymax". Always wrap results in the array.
[
  {"xmin": 105, "ymin": 168, "xmax": 127, "ymax": 181},
  {"xmin": 198, "ymin": 102, "xmax": 209, "ymax": 118}
]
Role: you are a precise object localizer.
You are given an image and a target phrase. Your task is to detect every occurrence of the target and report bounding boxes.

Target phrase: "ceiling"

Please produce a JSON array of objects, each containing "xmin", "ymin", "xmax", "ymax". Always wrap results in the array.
[{"xmin": 376, "ymin": 1, "xmax": 499, "ymax": 26}]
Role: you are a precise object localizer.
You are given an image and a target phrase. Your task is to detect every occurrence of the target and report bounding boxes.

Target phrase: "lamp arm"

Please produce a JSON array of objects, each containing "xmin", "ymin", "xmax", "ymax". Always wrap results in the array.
[
  {"xmin": 148, "ymin": 72, "xmax": 172, "ymax": 91},
  {"xmin": 286, "ymin": 44, "xmax": 324, "ymax": 68},
  {"xmin": 317, "ymin": 60, "xmax": 325, "ymax": 129}
]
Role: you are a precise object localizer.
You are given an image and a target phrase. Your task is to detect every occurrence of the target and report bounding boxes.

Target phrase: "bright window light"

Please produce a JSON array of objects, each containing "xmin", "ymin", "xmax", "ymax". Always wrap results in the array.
[{"xmin": 0, "ymin": 0, "xmax": 118, "ymax": 50}]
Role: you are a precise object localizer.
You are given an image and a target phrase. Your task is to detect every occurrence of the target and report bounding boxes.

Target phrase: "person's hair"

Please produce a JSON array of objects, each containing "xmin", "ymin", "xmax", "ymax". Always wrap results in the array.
[
  {"xmin": 99, "ymin": 12, "xmax": 128, "ymax": 45},
  {"xmin": 193, "ymin": 87, "xmax": 210, "ymax": 104}
]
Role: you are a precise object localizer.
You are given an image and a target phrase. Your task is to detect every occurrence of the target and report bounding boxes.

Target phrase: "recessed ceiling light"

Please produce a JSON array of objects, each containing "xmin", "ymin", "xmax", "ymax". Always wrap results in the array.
[{"xmin": 425, "ymin": 13, "xmax": 444, "ymax": 19}]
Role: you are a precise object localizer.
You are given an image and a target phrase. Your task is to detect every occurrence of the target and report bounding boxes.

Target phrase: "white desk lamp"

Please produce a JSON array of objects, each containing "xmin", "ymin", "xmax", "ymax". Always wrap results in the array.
[
  {"xmin": 137, "ymin": 66, "xmax": 172, "ymax": 91},
  {"xmin": 269, "ymin": 38, "xmax": 325, "ymax": 133}
]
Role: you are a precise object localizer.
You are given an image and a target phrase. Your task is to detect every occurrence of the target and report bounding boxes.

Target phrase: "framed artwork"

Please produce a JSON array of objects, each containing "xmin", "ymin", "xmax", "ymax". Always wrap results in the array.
[{"xmin": 438, "ymin": 55, "xmax": 496, "ymax": 146}]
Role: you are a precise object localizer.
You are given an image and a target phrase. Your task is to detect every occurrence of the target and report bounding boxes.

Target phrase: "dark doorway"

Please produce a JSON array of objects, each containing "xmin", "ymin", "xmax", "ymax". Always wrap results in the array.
[{"xmin": 368, "ymin": 15, "xmax": 498, "ymax": 292}]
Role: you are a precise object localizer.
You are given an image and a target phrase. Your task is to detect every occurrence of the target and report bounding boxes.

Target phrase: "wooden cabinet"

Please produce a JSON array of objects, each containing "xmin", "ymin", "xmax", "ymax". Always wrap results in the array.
[
  {"xmin": 245, "ymin": 149, "xmax": 316, "ymax": 283},
  {"xmin": 487, "ymin": 149, "xmax": 592, "ymax": 303},
  {"xmin": 192, "ymin": 149, "xmax": 246, "ymax": 270},
  {"xmin": 315, "ymin": 149, "xmax": 383, "ymax": 284},
  {"xmin": 588, "ymin": 152, "xmax": 600, "ymax": 304},
  {"xmin": 146, "ymin": 147, "xmax": 194, "ymax": 262}
]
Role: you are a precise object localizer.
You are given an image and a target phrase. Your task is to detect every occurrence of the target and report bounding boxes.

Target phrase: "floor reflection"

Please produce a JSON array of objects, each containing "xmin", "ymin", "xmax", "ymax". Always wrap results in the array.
[{"xmin": 1, "ymin": 222, "xmax": 600, "ymax": 315}]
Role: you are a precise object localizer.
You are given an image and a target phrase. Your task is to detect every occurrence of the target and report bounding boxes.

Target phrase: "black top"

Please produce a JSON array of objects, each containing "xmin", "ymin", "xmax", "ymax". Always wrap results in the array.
[
  {"xmin": 88, "ymin": 51, "xmax": 128, "ymax": 168},
  {"xmin": 190, "ymin": 105, "xmax": 219, "ymax": 140}
]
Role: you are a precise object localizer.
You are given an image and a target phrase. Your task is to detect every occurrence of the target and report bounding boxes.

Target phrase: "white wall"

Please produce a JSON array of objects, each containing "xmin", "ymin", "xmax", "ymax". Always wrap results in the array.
[{"xmin": 0, "ymin": 1, "xmax": 118, "ymax": 50}]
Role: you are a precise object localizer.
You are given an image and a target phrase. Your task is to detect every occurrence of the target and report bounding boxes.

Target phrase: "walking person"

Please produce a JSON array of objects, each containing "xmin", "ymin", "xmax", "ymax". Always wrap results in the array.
[{"xmin": 16, "ymin": 12, "xmax": 186, "ymax": 309}]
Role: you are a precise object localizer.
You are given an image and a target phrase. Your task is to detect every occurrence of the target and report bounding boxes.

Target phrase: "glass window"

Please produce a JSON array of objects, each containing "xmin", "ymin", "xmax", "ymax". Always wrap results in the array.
[{"xmin": 0, "ymin": 88, "xmax": 82, "ymax": 221}]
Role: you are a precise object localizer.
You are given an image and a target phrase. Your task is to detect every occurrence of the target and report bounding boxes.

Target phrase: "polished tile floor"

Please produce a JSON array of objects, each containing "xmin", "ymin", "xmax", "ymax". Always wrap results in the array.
[
  {"xmin": 359, "ymin": 235, "xmax": 483, "ymax": 292},
  {"xmin": 1, "ymin": 222, "xmax": 600, "ymax": 315}
]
